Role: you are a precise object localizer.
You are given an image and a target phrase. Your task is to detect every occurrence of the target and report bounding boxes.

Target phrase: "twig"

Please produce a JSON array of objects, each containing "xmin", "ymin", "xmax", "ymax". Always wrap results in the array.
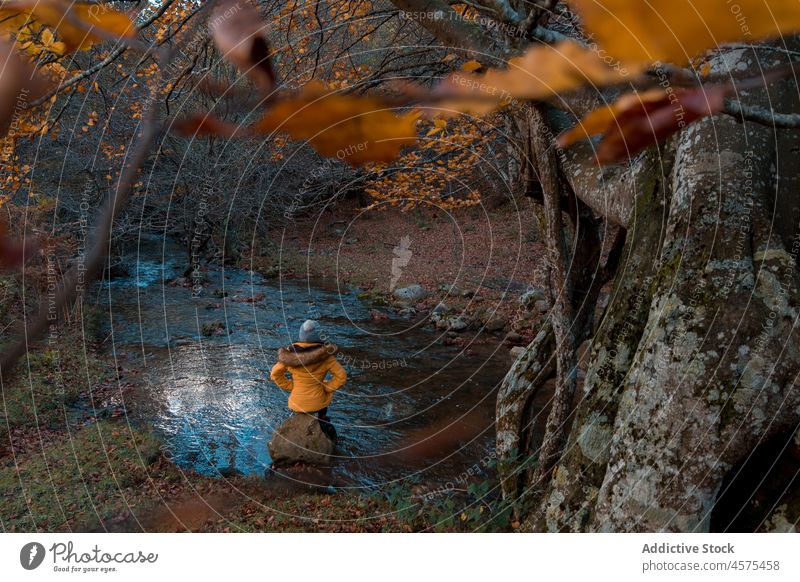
[{"xmin": 723, "ymin": 99, "xmax": 800, "ymax": 129}]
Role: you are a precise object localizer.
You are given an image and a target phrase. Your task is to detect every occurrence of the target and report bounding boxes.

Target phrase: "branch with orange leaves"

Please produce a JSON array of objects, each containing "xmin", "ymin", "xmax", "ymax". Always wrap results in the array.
[{"xmin": 29, "ymin": 0, "xmax": 181, "ymax": 108}]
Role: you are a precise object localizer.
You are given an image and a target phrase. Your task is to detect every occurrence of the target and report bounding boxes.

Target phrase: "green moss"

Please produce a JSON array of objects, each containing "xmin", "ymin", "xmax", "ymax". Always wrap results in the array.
[
  {"xmin": 649, "ymin": 251, "xmax": 683, "ymax": 298},
  {"xmin": 0, "ymin": 274, "xmax": 18, "ymax": 327},
  {"xmin": 0, "ymin": 421, "xmax": 162, "ymax": 531},
  {"xmin": 211, "ymin": 491, "xmax": 407, "ymax": 533},
  {"xmin": 0, "ymin": 332, "xmax": 110, "ymax": 430}
]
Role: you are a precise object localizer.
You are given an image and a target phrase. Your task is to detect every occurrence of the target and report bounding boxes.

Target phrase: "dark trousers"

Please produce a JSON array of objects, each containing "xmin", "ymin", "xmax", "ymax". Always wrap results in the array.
[{"xmin": 313, "ymin": 407, "xmax": 337, "ymax": 440}]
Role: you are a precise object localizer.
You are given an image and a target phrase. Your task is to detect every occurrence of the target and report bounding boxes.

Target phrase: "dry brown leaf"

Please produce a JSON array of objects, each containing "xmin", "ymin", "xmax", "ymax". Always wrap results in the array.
[
  {"xmin": 556, "ymin": 89, "xmax": 667, "ymax": 147},
  {"xmin": 209, "ymin": 0, "xmax": 275, "ymax": 94},
  {"xmin": 571, "ymin": 0, "xmax": 800, "ymax": 65}
]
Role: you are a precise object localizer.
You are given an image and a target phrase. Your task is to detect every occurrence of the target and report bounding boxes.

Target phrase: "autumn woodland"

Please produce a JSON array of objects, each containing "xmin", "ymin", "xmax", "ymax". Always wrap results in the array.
[{"xmin": 0, "ymin": 0, "xmax": 799, "ymax": 534}]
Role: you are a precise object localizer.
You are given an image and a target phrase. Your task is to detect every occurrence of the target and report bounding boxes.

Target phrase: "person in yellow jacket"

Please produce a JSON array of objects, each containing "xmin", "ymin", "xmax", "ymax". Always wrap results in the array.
[{"xmin": 270, "ymin": 319, "xmax": 346, "ymax": 438}]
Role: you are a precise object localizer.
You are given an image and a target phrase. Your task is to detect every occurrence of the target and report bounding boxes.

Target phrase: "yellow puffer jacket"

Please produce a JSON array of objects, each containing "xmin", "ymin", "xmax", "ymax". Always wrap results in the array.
[{"xmin": 270, "ymin": 342, "xmax": 347, "ymax": 413}]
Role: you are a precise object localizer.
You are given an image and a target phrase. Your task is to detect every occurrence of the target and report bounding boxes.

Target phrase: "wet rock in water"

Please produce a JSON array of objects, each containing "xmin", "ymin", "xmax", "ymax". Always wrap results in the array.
[
  {"xmin": 201, "ymin": 321, "xmax": 225, "ymax": 336},
  {"xmin": 393, "ymin": 284, "xmax": 427, "ymax": 301},
  {"xmin": 433, "ymin": 313, "xmax": 467, "ymax": 332},
  {"xmin": 268, "ymin": 413, "xmax": 336, "ymax": 467},
  {"xmin": 370, "ymin": 309, "xmax": 389, "ymax": 321},
  {"xmin": 461, "ymin": 289, "xmax": 476, "ymax": 298},
  {"xmin": 447, "ymin": 317, "xmax": 468, "ymax": 332},
  {"xmin": 398, "ymin": 307, "xmax": 416, "ymax": 318},
  {"xmin": 432, "ymin": 302, "xmax": 448, "ymax": 314}
]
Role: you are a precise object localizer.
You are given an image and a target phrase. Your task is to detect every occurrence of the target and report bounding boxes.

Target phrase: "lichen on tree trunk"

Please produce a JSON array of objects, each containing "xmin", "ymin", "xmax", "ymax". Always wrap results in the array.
[
  {"xmin": 533, "ymin": 148, "xmax": 672, "ymax": 531},
  {"xmin": 498, "ymin": 42, "xmax": 800, "ymax": 531}
]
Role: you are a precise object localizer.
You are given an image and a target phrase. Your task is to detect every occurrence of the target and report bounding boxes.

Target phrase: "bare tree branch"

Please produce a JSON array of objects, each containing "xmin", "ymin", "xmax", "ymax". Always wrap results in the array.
[{"xmin": 723, "ymin": 98, "xmax": 800, "ymax": 129}]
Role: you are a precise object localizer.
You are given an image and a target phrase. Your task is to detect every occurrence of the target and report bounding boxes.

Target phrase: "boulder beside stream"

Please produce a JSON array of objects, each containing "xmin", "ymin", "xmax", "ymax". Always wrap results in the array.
[{"xmin": 268, "ymin": 413, "xmax": 336, "ymax": 467}]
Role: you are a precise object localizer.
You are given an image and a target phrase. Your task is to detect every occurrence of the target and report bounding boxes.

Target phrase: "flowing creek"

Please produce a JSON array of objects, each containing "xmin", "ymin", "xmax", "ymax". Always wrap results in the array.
[{"xmin": 96, "ymin": 237, "xmax": 513, "ymax": 489}]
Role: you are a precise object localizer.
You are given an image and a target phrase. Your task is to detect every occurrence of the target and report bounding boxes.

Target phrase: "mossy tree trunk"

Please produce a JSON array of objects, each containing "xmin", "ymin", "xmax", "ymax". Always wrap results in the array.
[{"xmin": 498, "ymin": 44, "xmax": 800, "ymax": 531}]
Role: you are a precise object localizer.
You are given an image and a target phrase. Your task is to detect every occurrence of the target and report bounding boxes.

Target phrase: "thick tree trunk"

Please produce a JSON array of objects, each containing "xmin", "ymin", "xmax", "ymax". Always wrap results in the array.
[{"xmin": 498, "ymin": 43, "xmax": 800, "ymax": 531}]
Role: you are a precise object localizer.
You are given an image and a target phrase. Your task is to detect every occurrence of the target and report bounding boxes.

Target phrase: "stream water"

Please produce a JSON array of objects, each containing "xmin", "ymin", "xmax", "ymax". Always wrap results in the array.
[{"xmin": 97, "ymin": 237, "xmax": 512, "ymax": 489}]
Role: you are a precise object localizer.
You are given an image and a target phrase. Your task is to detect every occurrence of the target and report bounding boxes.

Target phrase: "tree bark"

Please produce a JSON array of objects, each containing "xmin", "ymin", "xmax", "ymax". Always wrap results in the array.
[{"xmin": 503, "ymin": 43, "xmax": 800, "ymax": 532}]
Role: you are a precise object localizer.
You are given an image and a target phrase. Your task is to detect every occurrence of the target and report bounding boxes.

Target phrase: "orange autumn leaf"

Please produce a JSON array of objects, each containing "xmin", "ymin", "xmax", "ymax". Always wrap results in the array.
[
  {"xmin": 571, "ymin": 0, "xmax": 800, "ymax": 65},
  {"xmin": 461, "ymin": 60, "xmax": 482, "ymax": 72},
  {"xmin": 253, "ymin": 84, "xmax": 418, "ymax": 166},
  {"xmin": 558, "ymin": 85, "xmax": 729, "ymax": 163},
  {"xmin": 427, "ymin": 41, "xmax": 637, "ymax": 118},
  {"xmin": 0, "ymin": 0, "xmax": 135, "ymax": 52}
]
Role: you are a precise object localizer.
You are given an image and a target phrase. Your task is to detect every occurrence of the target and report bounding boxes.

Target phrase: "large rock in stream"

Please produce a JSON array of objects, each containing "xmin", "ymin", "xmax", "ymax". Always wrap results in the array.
[{"xmin": 268, "ymin": 413, "xmax": 336, "ymax": 467}]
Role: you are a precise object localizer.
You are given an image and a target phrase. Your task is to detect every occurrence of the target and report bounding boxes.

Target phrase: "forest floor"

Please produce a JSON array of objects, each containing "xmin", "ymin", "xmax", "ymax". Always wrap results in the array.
[{"xmin": 253, "ymin": 198, "xmax": 549, "ymax": 348}]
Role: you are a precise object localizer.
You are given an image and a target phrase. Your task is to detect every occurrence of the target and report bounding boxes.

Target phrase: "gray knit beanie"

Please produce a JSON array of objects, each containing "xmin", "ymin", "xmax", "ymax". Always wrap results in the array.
[{"xmin": 298, "ymin": 319, "xmax": 322, "ymax": 343}]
